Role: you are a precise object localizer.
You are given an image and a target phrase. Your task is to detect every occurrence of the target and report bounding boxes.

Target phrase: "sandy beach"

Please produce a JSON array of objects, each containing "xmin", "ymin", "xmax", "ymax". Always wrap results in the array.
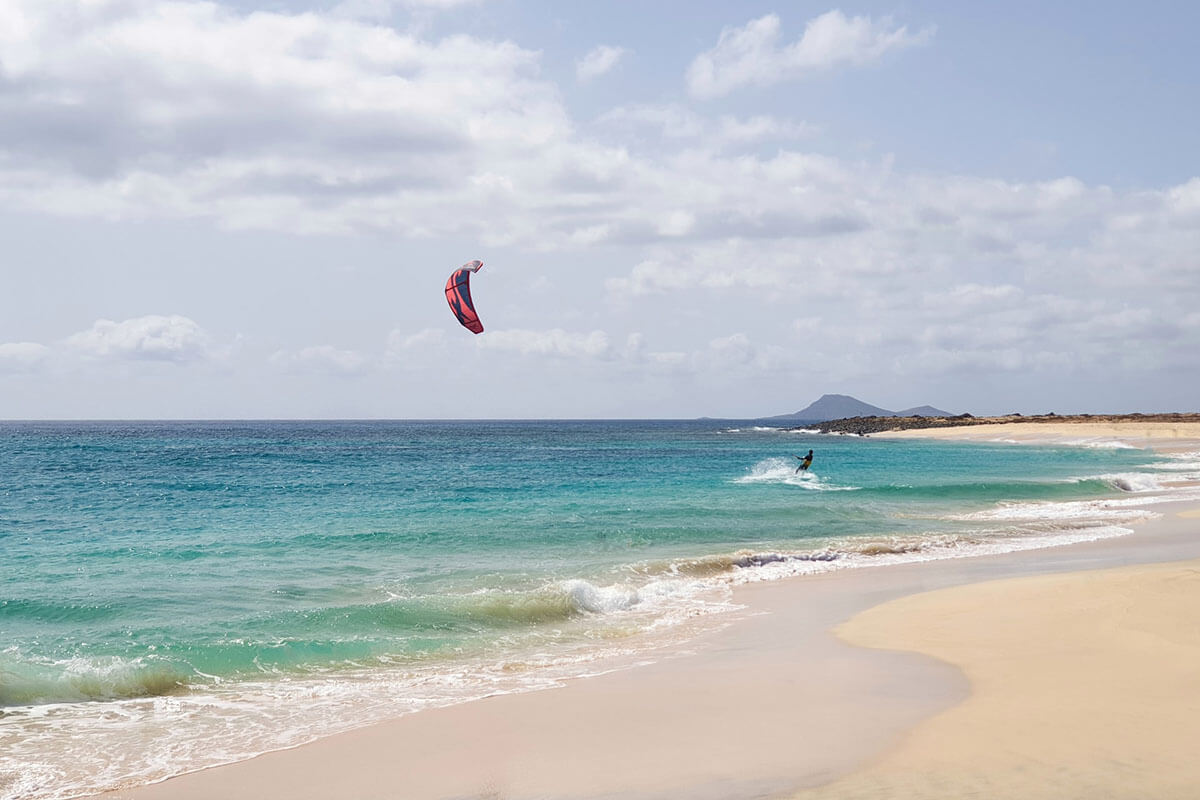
[
  {"xmin": 874, "ymin": 420, "xmax": 1200, "ymax": 449},
  {"xmin": 796, "ymin": 548, "xmax": 1200, "ymax": 799},
  {"xmin": 98, "ymin": 424, "xmax": 1200, "ymax": 800}
]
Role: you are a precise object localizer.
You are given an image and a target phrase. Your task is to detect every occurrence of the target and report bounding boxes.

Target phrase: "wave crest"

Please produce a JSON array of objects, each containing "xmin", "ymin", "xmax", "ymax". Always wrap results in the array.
[
  {"xmin": 0, "ymin": 653, "xmax": 191, "ymax": 706},
  {"xmin": 1095, "ymin": 473, "xmax": 1165, "ymax": 493}
]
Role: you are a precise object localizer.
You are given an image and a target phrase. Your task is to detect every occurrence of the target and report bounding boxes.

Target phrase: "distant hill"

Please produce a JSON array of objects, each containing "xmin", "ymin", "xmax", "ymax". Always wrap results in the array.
[
  {"xmin": 760, "ymin": 394, "xmax": 952, "ymax": 422},
  {"xmin": 895, "ymin": 404, "xmax": 953, "ymax": 417}
]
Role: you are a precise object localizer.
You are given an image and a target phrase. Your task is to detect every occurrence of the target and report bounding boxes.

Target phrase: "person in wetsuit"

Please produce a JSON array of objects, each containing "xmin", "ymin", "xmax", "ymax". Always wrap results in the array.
[{"xmin": 795, "ymin": 450, "xmax": 814, "ymax": 473}]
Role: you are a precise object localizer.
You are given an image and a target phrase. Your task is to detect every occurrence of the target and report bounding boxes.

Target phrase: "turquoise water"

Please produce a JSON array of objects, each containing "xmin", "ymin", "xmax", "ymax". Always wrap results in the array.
[{"xmin": 1, "ymin": 421, "xmax": 1192, "ymax": 798}]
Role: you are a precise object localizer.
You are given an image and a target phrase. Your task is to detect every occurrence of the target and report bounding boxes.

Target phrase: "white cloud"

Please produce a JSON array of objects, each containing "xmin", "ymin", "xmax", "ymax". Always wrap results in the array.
[
  {"xmin": 66, "ymin": 315, "xmax": 210, "ymax": 362},
  {"xmin": 687, "ymin": 11, "xmax": 934, "ymax": 99},
  {"xmin": 606, "ymin": 260, "xmax": 690, "ymax": 296},
  {"xmin": 0, "ymin": 342, "xmax": 51, "ymax": 372},
  {"xmin": 597, "ymin": 104, "xmax": 813, "ymax": 148},
  {"xmin": 606, "ymin": 256, "xmax": 782, "ymax": 297},
  {"xmin": 597, "ymin": 105, "xmax": 707, "ymax": 140},
  {"xmin": 703, "ymin": 333, "xmax": 757, "ymax": 369},
  {"xmin": 0, "ymin": 0, "xmax": 567, "ymax": 234},
  {"xmin": 576, "ymin": 45, "xmax": 626, "ymax": 81},
  {"xmin": 387, "ymin": 327, "xmax": 447, "ymax": 355},
  {"xmin": 716, "ymin": 114, "xmax": 816, "ymax": 143},
  {"xmin": 477, "ymin": 329, "xmax": 611, "ymax": 358},
  {"xmin": 333, "ymin": 0, "xmax": 481, "ymax": 20},
  {"xmin": 271, "ymin": 345, "xmax": 372, "ymax": 375},
  {"xmin": 1168, "ymin": 177, "xmax": 1200, "ymax": 217}
]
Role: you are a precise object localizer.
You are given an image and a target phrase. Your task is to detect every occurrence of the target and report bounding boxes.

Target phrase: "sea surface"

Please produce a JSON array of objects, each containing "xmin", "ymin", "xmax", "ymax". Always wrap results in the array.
[{"xmin": 3, "ymin": 420, "xmax": 1199, "ymax": 799}]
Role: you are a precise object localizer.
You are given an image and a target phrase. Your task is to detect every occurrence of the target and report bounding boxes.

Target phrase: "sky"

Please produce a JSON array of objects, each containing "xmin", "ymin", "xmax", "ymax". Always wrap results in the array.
[{"xmin": 1, "ymin": 0, "xmax": 1198, "ymax": 419}]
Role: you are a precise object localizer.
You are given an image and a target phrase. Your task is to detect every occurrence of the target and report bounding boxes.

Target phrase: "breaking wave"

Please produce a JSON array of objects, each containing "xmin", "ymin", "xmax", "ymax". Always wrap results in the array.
[
  {"xmin": 1096, "ymin": 472, "xmax": 1166, "ymax": 493},
  {"xmin": 0, "ymin": 652, "xmax": 191, "ymax": 706}
]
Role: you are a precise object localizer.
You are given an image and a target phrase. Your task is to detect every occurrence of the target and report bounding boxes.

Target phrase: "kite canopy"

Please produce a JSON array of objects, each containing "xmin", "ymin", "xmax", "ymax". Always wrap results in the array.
[{"xmin": 445, "ymin": 260, "xmax": 484, "ymax": 334}]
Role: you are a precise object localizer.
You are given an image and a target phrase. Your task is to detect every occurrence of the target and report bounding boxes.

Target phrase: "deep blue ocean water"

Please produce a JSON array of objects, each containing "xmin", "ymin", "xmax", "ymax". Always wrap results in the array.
[{"xmin": 1, "ymin": 420, "xmax": 1191, "ymax": 799}]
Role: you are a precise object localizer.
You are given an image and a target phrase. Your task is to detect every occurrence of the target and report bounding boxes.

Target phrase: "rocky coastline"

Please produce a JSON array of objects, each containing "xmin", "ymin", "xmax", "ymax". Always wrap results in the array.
[{"xmin": 804, "ymin": 412, "xmax": 1200, "ymax": 436}]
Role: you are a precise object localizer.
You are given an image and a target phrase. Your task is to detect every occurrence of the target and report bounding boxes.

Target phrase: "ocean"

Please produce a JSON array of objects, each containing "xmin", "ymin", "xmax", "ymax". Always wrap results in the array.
[{"xmin": 3, "ymin": 420, "xmax": 1198, "ymax": 799}]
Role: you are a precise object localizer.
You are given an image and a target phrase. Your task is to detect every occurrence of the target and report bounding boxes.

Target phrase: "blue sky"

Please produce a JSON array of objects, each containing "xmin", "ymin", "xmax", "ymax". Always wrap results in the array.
[
  {"xmin": 425, "ymin": 0, "xmax": 1200, "ymax": 186},
  {"xmin": 1, "ymin": 1, "xmax": 1197, "ymax": 418}
]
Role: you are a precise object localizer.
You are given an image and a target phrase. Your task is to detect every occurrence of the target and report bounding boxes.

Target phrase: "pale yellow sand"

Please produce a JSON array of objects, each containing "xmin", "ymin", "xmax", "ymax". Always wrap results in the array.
[
  {"xmin": 792, "ymin": 557, "xmax": 1200, "ymax": 800},
  {"xmin": 875, "ymin": 420, "xmax": 1200, "ymax": 451}
]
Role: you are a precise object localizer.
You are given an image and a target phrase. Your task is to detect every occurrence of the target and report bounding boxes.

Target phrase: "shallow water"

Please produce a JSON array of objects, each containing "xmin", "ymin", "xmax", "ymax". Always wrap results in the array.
[{"xmin": 2, "ymin": 420, "xmax": 1196, "ymax": 799}]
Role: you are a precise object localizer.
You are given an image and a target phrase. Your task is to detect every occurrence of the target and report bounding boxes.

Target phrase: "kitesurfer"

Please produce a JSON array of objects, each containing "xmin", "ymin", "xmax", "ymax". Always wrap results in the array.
[{"xmin": 795, "ymin": 450, "xmax": 814, "ymax": 473}]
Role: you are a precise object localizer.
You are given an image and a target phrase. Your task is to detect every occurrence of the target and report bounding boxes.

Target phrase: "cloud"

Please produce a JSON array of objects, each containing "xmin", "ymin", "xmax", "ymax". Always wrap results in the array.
[
  {"xmin": 0, "ymin": 0, "xmax": 566, "ymax": 234},
  {"xmin": 0, "ymin": 1, "xmax": 1196, "ymax": 415},
  {"xmin": 0, "ymin": 342, "xmax": 51, "ymax": 372},
  {"xmin": 0, "ymin": 3, "xmax": 915, "ymax": 255},
  {"xmin": 333, "ymin": 0, "xmax": 482, "ymax": 20},
  {"xmin": 1168, "ymin": 177, "xmax": 1200, "ymax": 217},
  {"xmin": 387, "ymin": 327, "xmax": 447, "ymax": 354},
  {"xmin": 576, "ymin": 45, "xmax": 626, "ymax": 81},
  {"xmin": 65, "ymin": 315, "xmax": 211, "ymax": 362},
  {"xmin": 596, "ymin": 104, "xmax": 814, "ymax": 149},
  {"xmin": 605, "ymin": 257, "xmax": 781, "ymax": 296},
  {"xmin": 270, "ymin": 345, "xmax": 372, "ymax": 375},
  {"xmin": 477, "ymin": 329, "xmax": 611, "ymax": 358},
  {"xmin": 686, "ymin": 11, "xmax": 934, "ymax": 99}
]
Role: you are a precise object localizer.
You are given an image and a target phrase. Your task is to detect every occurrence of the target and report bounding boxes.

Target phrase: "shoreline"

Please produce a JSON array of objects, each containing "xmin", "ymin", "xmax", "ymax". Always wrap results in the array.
[
  {"xmin": 101, "ymin": 504, "xmax": 1200, "ymax": 800},
  {"xmin": 869, "ymin": 420, "xmax": 1200, "ymax": 449},
  {"xmin": 97, "ymin": 423, "xmax": 1200, "ymax": 800}
]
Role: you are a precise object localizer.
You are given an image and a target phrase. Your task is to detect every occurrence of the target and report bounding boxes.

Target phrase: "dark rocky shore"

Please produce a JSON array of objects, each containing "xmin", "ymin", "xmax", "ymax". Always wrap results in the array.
[{"xmin": 805, "ymin": 412, "xmax": 1200, "ymax": 436}]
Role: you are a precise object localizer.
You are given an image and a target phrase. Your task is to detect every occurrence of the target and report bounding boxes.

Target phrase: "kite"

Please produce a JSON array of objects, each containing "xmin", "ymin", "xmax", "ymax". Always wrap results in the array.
[{"xmin": 445, "ymin": 260, "xmax": 484, "ymax": 334}]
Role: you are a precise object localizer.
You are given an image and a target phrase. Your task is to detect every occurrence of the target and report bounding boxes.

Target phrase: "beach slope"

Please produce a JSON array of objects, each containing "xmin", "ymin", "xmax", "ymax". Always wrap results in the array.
[{"xmin": 796, "ymin": 547, "xmax": 1200, "ymax": 799}]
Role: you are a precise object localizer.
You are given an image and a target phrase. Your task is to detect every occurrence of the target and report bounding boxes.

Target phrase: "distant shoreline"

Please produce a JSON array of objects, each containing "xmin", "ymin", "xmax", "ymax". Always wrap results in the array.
[{"xmin": 802, "ymin": 412, "xmax": 1200, "ymax": 436}]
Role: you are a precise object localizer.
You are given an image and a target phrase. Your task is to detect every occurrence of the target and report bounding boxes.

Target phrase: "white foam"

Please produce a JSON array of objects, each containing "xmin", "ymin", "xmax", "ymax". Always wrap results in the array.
[
  {"xmin": 1143, "ymin": 461, "xmax": 1200, "ymax": 473},
  {"xmin": 953, "ymin": 476, "xmax": 1200, "ymax": 523},
  {"xmin": 1062, "ymin": 438, "xmax": 1139, "ymax": 450},
  {"xmin": 1141, "ymin": 451, "xmax": 1200, "ymax": 474},
  {"xmin": 719, "ymin": 426, "xmax": 816, "ymax": 434},
  {"xmin": 559, "ymin": 579, "xmax": 641, "ymax": 614},
  {"xmin": 719, "ymin": 524, "xmax": 1140, "ymax": 585},
  {"xmin": 1095, "ymin": 472, "xmax": 1167, "ymax": 493},
  {"xmin": 733, "ymin": 458, "xmax": 860, "ymax": 491},
  {"xmin": 956, "ymin": 499, "xmax": 1156, "ymax": 523}
]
